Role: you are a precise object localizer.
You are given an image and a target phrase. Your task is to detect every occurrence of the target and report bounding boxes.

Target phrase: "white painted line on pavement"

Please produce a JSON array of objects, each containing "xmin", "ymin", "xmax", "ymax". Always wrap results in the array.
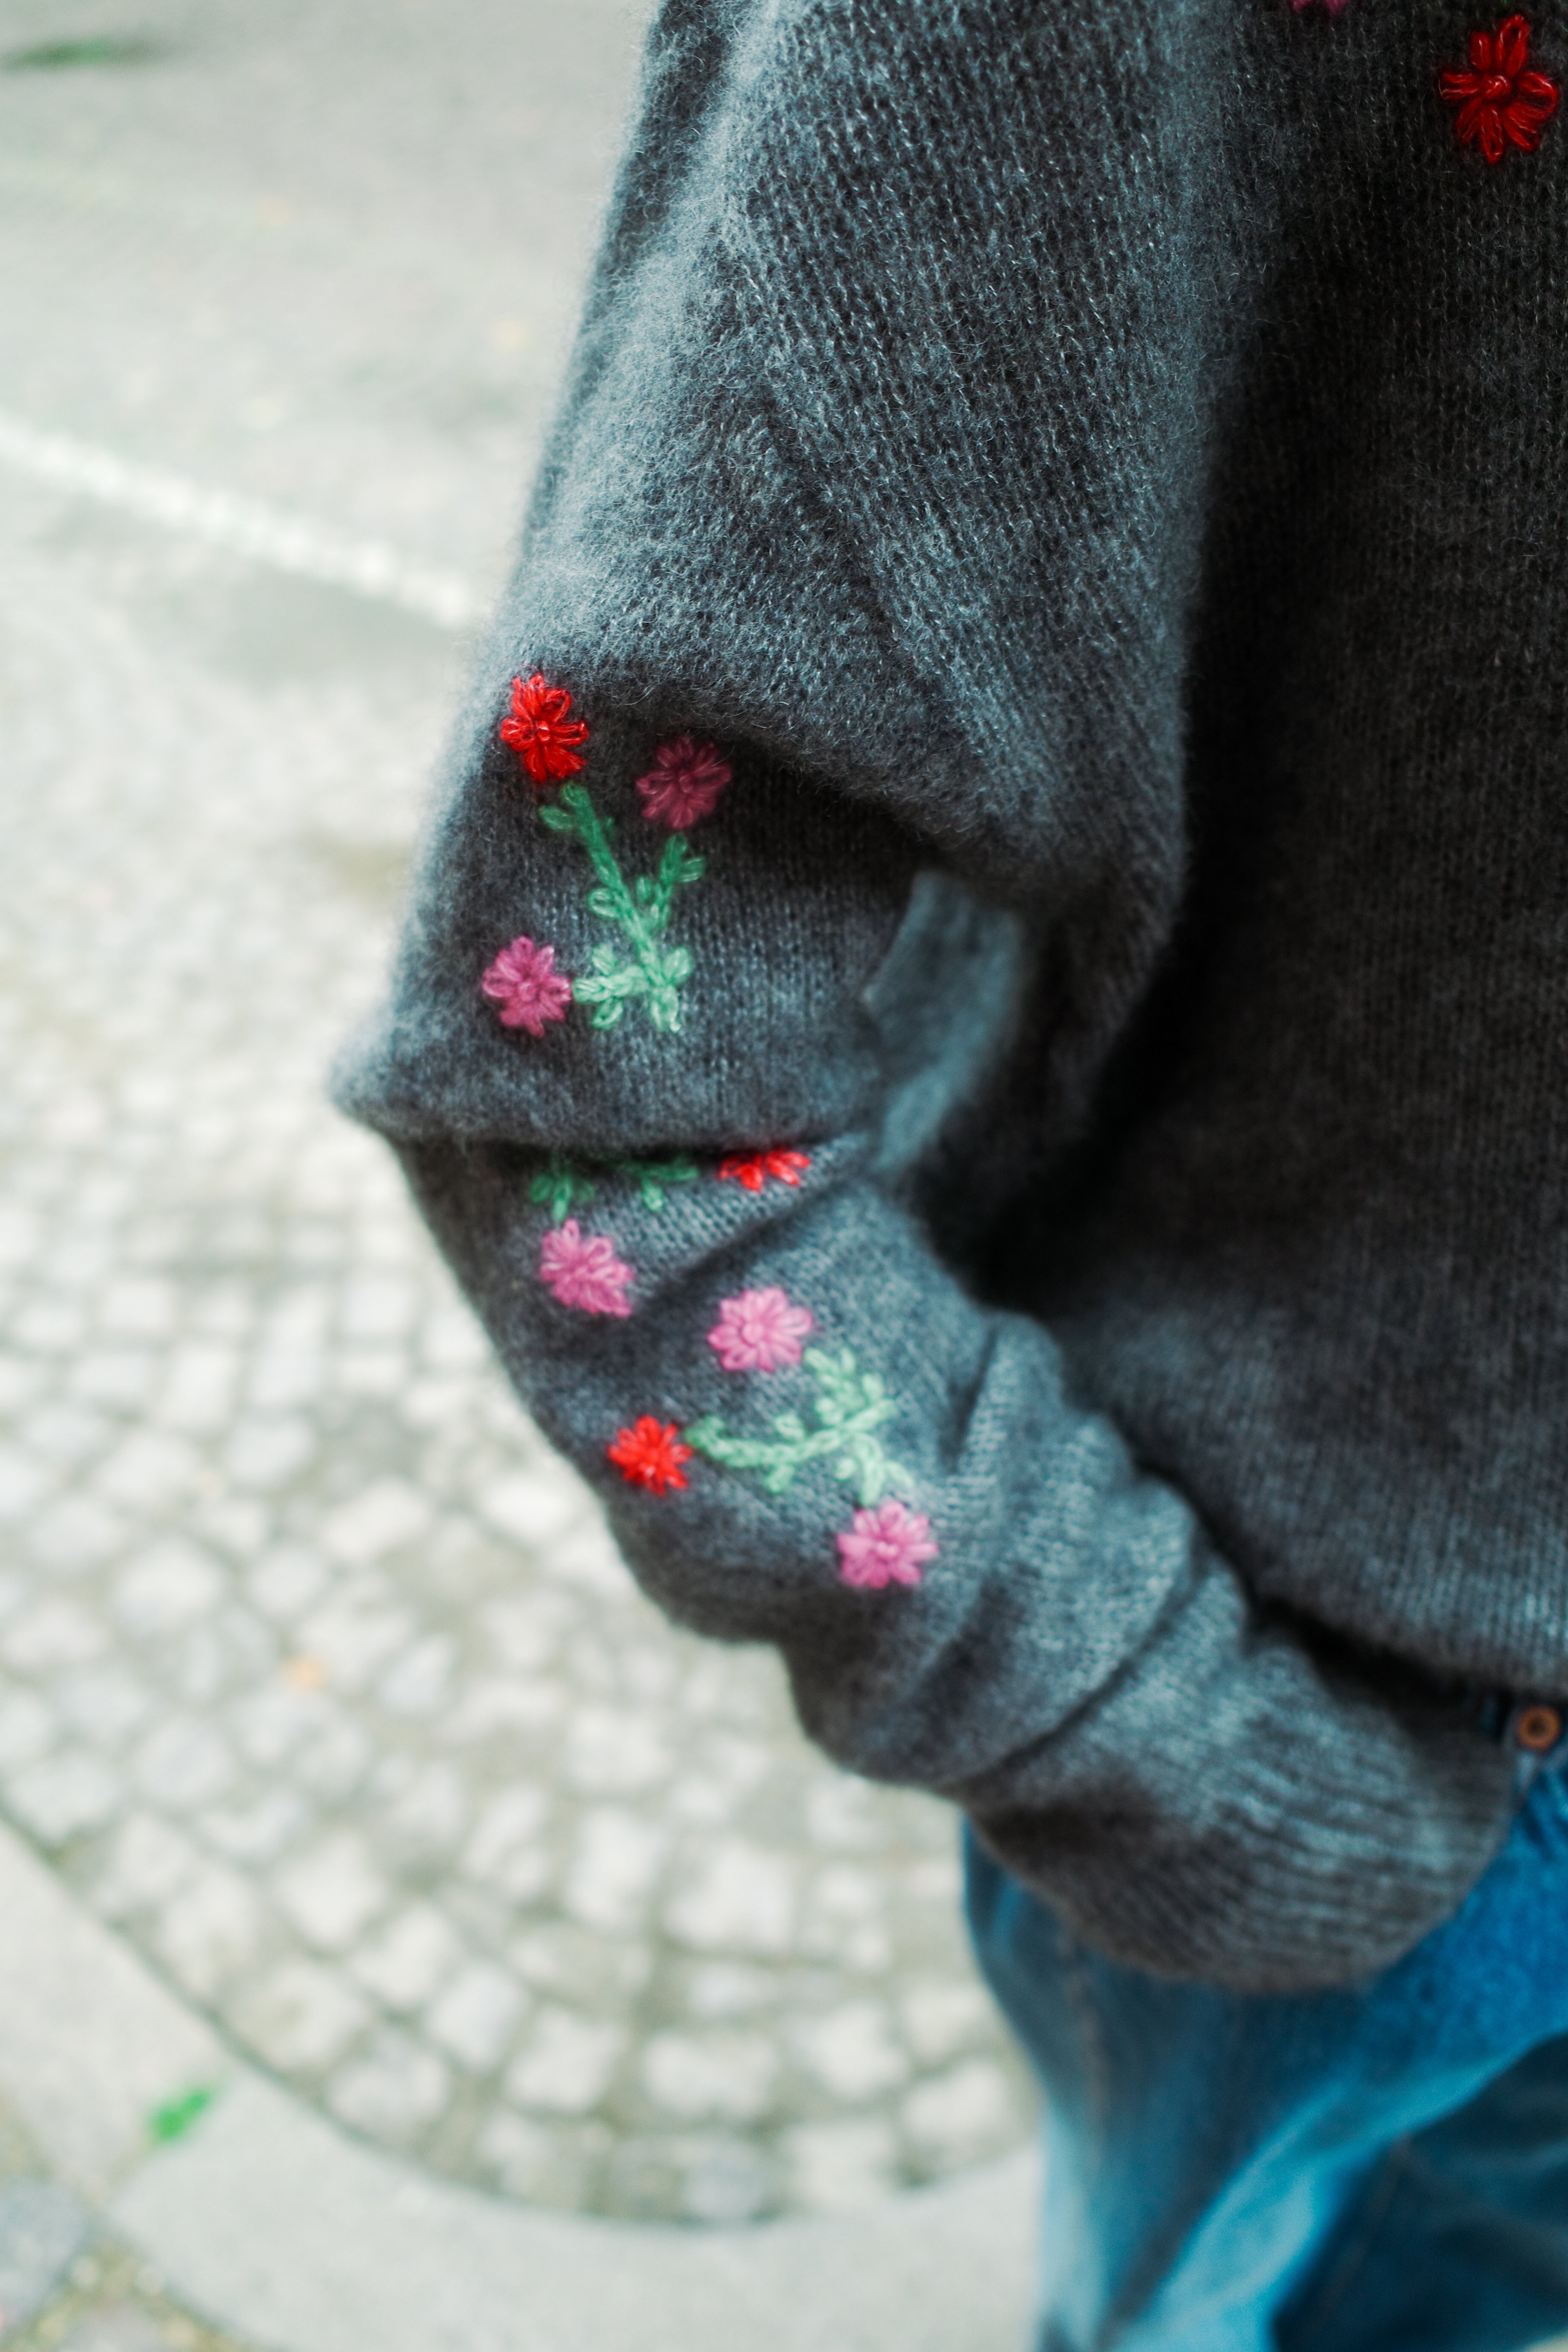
[{"xmin": 0, "ymin": 409, "xmax": 484, "ymax": 630}]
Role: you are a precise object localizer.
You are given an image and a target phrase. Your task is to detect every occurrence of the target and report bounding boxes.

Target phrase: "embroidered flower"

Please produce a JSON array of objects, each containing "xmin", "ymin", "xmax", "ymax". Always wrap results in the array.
[
  {"xmin": 836, "ymin": 1500, "xmax": 938, "ymax": 1591},
  {"xmin": 480, "ymin": 935, "xmax": 573, "ymax": 1036},
  {"xmin": 1440, "ymin": 15, "xmax": 1559, "ymax": 160},
  {"xmin": 538, "ymin": 1220, "xmax": 634, "ymax": 1316},
  {"xmin": 608, "ymin": 1416, "xmax": 692, "ymax": 1494},
  {"xmin": 708, "ymin": 1287, "xmax": 815, "ymax": 1374},
  {"xmin": 1291, "ymin": 0, "xmax": 1349, "ymax": 15},
  {"xmin": 717, "ymin": 1150, "xmax": 812, "ymax": 1193},
  {"xmin": 634, "ymin": 735, "xmax": 732, "ymax": 829},
  {"xmin": 500, "ymin": 671, "xmax": 590, "ymax": 785}
]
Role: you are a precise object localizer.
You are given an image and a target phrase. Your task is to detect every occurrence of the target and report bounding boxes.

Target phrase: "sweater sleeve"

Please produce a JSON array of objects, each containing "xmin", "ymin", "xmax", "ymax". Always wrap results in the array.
[{"xmin": 332, "ymin": 0, "xmax": 1513, "ymax": 1992}]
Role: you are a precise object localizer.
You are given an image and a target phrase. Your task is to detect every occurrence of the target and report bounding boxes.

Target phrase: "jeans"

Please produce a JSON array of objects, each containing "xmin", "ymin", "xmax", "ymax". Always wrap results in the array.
[{"xmin": 964, "ymin": 1747, "xmax": 1568, "ymax": 2352}]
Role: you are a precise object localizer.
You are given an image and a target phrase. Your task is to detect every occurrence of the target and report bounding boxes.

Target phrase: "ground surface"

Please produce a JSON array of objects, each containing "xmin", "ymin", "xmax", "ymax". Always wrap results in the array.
[{"xmin": 0, "ymin": 0, "xmax": 1035, "ymax": 2235}]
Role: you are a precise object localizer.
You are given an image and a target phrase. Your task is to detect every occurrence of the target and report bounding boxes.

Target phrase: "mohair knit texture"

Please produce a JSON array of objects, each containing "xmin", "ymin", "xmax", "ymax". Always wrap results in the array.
[{"xmin": 333, "ymin": 0, "xmax": 1568, "ymax": 1989}]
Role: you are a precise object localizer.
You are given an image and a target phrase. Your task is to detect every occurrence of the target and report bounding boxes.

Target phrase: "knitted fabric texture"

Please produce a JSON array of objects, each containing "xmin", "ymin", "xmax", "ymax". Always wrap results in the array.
[{"xmin": 332, "ymin": 0, "xmax": 1568, "ymax": 1990}]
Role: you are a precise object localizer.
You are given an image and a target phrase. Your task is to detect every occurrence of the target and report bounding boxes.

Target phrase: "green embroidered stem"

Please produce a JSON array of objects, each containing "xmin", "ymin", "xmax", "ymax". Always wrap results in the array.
[
  {"xmin": 528, "ymin": 1154, "xmax": 698, "ymax": 1222},
  {"xmin": 683, "ymin": 1347, "xmax": 911, "ymax": 1508},
  {"xmin": 539, "ymin": 783, "xmax": 704, "ymax": 1034}
]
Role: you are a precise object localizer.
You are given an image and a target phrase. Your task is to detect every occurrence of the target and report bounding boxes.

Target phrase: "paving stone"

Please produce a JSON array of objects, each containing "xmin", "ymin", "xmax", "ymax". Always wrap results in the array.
[
  {"xmin": 641, "ymin": 2031, "xmax": 779, "ymax": 2124},
  {"xmin": 274, "ymin": 1835, "xmax": 389, "ymax": 1953},
  {"xmin": 791, "ymin": 2003, "xmax": 910, "ymax": 2103},
  {"xmin": 326, "ymin": 2032, "xmax": 449, "ymax": 2141},
  {"xmin": 0, "ymin": 2178, "xmax": 91, "ymax": 2332},
  {"xmin": 425, "ymin": 1963, "xmax": 527, "ymax": 2073},
  {"xmin": 349, "ymin": 1909, "xmax": 463, "ymax": 2012},
  {"xmin": 506, "ymin": 2011, "xmax": 625, "ymax": 2115}
]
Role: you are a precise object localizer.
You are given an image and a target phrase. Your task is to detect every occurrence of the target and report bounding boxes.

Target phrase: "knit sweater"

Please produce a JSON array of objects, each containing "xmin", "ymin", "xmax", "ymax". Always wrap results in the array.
[{"xmin": 334, "ymin": 0, "xmax": 1568, "ymax": 1990}]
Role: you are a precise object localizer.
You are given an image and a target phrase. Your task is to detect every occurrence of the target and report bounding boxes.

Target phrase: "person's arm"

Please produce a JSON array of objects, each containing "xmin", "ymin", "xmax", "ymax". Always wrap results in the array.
[{"xmin": 333, "ymin": 0, "xmax": 1512, "ymax": 1992}]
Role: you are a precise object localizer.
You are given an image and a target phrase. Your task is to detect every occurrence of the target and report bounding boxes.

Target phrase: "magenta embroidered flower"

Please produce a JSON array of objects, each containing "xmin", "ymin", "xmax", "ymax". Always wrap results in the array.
[
  {"xmin": 538, "ymin": 1220, "xmax": 634, "ymax": 1317},
  {"xmin": 837, "ymin": 1500, "xmax": 938, "ymax": 1591},
  {"xmin": 634, "ymin": 735, "xmax": 732, "ymax": 829},
  {"xmin": 1291, "ymin": 0, "xmax": 1349, "ymax": 15},
  {"xmin": 480, "ymin": 935, "xmax": 573, "ymax": 1037},
  {"xmin": 707, "ymin": 1287, "xmax": 815, "ymax": 1373}
]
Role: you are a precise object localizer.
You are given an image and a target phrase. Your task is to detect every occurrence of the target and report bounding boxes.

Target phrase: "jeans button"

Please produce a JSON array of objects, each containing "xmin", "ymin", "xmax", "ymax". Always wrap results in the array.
[{"xmin": 1514, "ymin": 1702, "xmax": 1563, "ymax": 1754}]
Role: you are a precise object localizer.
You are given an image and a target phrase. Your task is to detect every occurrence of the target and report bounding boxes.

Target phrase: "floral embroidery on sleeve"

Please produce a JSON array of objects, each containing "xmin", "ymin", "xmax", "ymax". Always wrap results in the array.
[
  {"xmin": 837, "ymin": 1501, "xmax": 939, "ymax": 1590},
  {"xmin": 500, "ymin": 672, "xmax": 589, "ymax": 783},
  {"xmin": 606, "ymin": 1291, "xmax": 936, "ymax": 1588},
  {"xmin": 707, "ymin": 1288, "xmax": 815, "ymax": 1372},
  {"xmin": 607, "ymin": 1418, "xmax": 692, "ymax": 1493},
  {"xmin": 495, "ymin": 683, "xmax": 729, "ymax": 1040},
  {"xmin": 481, "ymin": 936, "xmax": 573, "ymax": 1036},
  {"xmin": 634, "ymin": 736, "xmax": 731, "ymax": 829},
  {"xmin": 528, "ymin": 1155, "xmax": 699, "ymax": 1221},
  {"xmin": 538, "ymin": 1220, "xmax": 634, "ymax": 1317},
  {"xmin": 717, "ymin": 1150, "xmax": 812, "ymax": 1193},
  {"xmin": 684, "ymin": 1344, "xmax": 911, "ymax": 1505},
  {"xmin": 1440, "ymin": 16, "xmax": 1559, "ymax": 159}
]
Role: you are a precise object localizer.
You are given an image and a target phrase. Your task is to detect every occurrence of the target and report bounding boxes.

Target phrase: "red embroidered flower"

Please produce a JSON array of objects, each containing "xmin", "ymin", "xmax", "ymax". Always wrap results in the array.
[
  {"xmin": 608, "ymin": 1417, "xmax": 692, "ymax": 1494},
  {"xmin": 716, "ymin": 1150, "xmax": 812, "ymax": 1193},
  {"xmin": 1440, "ymin": 15, "xmax": 1559, "ymax": 161},
  {"xmin": 634, "ymin": 735, "xmax": 732, "ymax": 829},
  {"xmin": 499, "ymin": 671, "xmax": 589, "ymax": 785}
]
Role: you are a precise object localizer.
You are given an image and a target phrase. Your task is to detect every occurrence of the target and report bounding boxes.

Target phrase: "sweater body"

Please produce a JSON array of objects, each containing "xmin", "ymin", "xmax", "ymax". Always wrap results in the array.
[{"xmin": 336, "ymin": 0, "xmax": 1567, "ymax": 1985}]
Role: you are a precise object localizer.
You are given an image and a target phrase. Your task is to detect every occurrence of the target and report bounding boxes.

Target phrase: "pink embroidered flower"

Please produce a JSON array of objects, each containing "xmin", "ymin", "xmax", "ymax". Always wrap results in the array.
[
  {"xmin": 608, "ymin": 1417, "xmax": 692, "ymax": 1494},
  {"xmin": 1440, "ymin": 16, "xmax": 1559, "ymax": 161},
  {"xmin": 707, "ymin": 1287, "xmax": 815, "ymax": 1373},
  {"xmin": 500, "ymin": 671, "xmax": 589, "ymax": 785},
  {"xmin": 480, "ymin": 935, "xmax": 573, "ymax": 1036},
  {"xmin": 538, "ymin": 1220, "xmax": 633, "ymax": 1316},
  {"xmin": 634, "ymin": 735, "xmax": 732, "ymax": 829},
  {"xmin": 717, "ymin": 1149, "xmax": 812, "ymax": 1193},
  {"xmin": 837, "ymin": 1500, "xmax": 938, "ymax": 1591},
  {"xmin": 1291, "ymin": 0, "xmax": 1349, "ymax": 15}
]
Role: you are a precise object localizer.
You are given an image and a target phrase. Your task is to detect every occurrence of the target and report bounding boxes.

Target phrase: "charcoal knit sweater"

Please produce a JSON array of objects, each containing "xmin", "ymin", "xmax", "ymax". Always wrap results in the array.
[{"xmin": 334, "ymin": 0, "xmax": 1568, "ymax": 1990}]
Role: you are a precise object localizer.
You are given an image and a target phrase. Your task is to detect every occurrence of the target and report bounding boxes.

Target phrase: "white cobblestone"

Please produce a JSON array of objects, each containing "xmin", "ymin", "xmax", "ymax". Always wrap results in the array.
[
  {"xmin": 665, "ymin": 1840, "xmax": 797, "ymax": 1956},
  {"xmin": 425, "ymin": 1962, "xmax": 527, "ymax": 2073},
  {"xmin": 350, "ymin": 1907, "xmax": 463, "ymax": 2011},
  {"xmin": 327, "ymin": 2030, "xmax": 450, "ymax": 2139},
  {"xmin": 641, "ymin": 2031, "xmax": 779, "ymax": 2124},
  {"xmin": 507, "ymin": 2009, "xmax": 625, "ymax": 2115},
  {"xmin": 275, "ymin": 1833, "xmax": 390, "ymax": 1952},
  {"xmin": 791, "ymin": 2002, "xmax": 910, "ymax": 2103},
  {"xmin": 232, "ymin": 1960, "xmax": 372, "ymax": 2072}
]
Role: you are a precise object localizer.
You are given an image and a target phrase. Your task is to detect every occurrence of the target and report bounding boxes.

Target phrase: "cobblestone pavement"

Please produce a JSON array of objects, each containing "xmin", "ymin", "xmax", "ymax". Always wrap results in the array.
[
  {"xmin": 0, "ymin": 2091, "xmax": 255, "ymax": 2352},
  {"xmin": 0, "ymin": 0, "xmax": 1035, "ymax": 2229}
]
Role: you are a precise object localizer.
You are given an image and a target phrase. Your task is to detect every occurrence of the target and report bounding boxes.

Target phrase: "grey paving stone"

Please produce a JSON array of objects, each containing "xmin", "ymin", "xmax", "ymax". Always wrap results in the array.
[{"xmin": 0, "ymin": 2179, "xmax": 91, "ymax": 2332}]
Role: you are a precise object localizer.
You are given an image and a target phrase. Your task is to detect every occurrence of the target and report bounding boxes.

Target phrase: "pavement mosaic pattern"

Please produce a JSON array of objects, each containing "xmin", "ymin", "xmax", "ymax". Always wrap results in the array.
[
  {"xmin": 0, "ymin": 0, "xmax": 1035, "ymax": 2229},
  {"xmin": 0, "ymin": 401, "xmax": 1034, "ymax": 2233}
]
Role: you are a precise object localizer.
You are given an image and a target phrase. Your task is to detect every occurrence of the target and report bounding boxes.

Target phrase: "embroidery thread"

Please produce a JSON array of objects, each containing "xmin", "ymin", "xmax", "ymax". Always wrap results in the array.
[
  {"xmin": 837, "ymin": 1500, "xmax": 939, "ymax": 1590},
  {"xmin": 634, "ymin": 736, "xmax": 732, "ymax": 830},
  {"xmin": 538, "ymin": 1220, "xmax": 634, "ymax": 1317},
  {"xmin": 539, "ymin": 782, "xmax": 704, "ymax": 1033},
  {"xmin": 717, "ymin": 1150, "xmax": 812, "ymax": 1193},
  {"xmin": 607, "ymin": 1417, "xmax": 692, "ymax": 1494},
  {"xmin": 683, "ymin": 1345, "xmax": 910, "ymax": 1506},
  {"xmin": 481, "ymin": 935, "xmax": 573, "ymax": 1037},
  {"xmin": 707, "ymin": 1288, "xmax": 815, "ymax": 1373},
  {"xmin": 500, "ymin": 672, "xmax": 589, "ymax": 785},
  {"xmin": 528, "ymin": 1155, "xmax": 699, "ymax": 1222},
  {"xmin": 1440, "ymin": 15, "xmax": 1559, "ymax": 159}
]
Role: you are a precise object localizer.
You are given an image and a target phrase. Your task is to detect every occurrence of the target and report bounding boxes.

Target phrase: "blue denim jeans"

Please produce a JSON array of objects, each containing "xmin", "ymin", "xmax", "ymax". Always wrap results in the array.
[{"xmin": 964, "ymin": 1747, "xmax": 1568, "ymax": 2352}]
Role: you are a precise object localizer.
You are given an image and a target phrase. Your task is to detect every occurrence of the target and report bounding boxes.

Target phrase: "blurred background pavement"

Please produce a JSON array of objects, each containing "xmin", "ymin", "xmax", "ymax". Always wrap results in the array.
[{"xmin": 0, "ymin": 2, "xmax": 1037, "ymax": 2344}]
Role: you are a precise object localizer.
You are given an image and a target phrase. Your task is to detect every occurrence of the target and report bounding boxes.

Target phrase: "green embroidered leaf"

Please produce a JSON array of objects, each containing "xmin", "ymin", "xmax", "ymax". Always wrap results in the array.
[
  {"xmin": 528, "ymin": 1161, "xmax": 597, "ymax": 1222},
  {"xmin": 535, "ymin": 778, "xmax": 710, "ymax": 1036},
  {"xmin": 610, "ymin": 1156, "xmax": 698, "ymax": 1210},
  {"xmin": 684, "ymin": 1347, "xmax": 905, "ymax": 1507}
]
